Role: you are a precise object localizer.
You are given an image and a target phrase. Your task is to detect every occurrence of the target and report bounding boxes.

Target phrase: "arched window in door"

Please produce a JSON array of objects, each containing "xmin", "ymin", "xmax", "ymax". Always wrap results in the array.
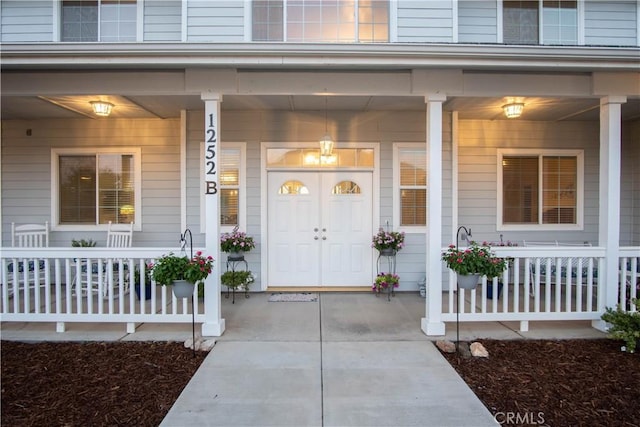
[
  {"xmin": 332, "ymin": 181, "xmax": 361, "ymax": 195},
  {"xmin": 278, "ymin": 180, "xmax": 309, "ymax": 195}
]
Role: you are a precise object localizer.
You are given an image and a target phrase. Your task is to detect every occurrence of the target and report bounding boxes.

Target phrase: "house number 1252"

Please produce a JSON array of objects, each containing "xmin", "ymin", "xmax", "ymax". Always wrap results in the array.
[{"xmin": 205, "ymin": 112, "xmax": 217, "ymax": 195}]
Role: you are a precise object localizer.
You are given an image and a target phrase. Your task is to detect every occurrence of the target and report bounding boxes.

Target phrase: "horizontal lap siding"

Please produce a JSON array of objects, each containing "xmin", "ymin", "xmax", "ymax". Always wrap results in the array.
[
  {"xmin": 396, "ymin": 0, "xmax": 454, "ymax": 42},
  {"xmin": 457, "ymin": 120, "xmax": 600, "ymax": 245},
  {"xmin": 207, "ymin": 110, "xmax": 452, "ymax": 291},
  {"xmin": 144, "ymin": 0, "xmax": 182, "ymax": 42},
  {"xmin": 458, "ymin": 0, "xmax": 497, "ymax": 43},
  {"xmin": 1, "ymin": 118, "xmax": 181, "ymax": 247},
  {"xmin": 585, "ymin": 1, "xmax": 638, "ymax": 46},
  {"xmin": 186, "ymin": 1, "xmax": 244, "ymax": 42},
  {"xmin": 0, "ymin": 0, "xmax": 52, "ymax": 42},
  {"xmin": 622, "ymin": 121, "xmax": 640, "ymax": 246}
]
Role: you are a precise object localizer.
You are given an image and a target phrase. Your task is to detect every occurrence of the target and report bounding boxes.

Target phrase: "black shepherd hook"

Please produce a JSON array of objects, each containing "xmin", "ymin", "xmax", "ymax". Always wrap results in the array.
[
  {"xmin": 180, "ymin": 228, "xmax": 195, "ymax": 357},
  {"xmin": 455, "ymin": 225, "xmax": 472, "ymax": 356},
  {"xmin": 180, "ymin": 228, "xmax": 193, "ymax": 259}
]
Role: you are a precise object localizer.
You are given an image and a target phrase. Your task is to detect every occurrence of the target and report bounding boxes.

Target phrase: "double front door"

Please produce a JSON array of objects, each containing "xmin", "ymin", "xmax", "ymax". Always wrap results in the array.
[{"xmin": 267, "ymin": 171, "xmax": 373, "ymax": 287}]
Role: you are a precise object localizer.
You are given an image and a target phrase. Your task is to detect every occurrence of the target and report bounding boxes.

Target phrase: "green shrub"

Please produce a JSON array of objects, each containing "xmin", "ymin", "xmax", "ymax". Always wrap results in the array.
[{"xmin": 601, "ymin": 298, "xmax": 640, "ymax": 353}]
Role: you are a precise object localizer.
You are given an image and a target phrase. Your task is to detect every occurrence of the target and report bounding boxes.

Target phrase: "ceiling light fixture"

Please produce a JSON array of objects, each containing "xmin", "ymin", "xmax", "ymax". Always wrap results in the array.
[
  {"xmin": 502, "ymin": 102, "xmax": 524, "ymax": 119},
  {"xmin": 319, "ymin": 96, "xmax": 334, "ymax": 156},
  {"xmin": 90, "ymin": 101, "xmax": 114, "ymax": 117}
]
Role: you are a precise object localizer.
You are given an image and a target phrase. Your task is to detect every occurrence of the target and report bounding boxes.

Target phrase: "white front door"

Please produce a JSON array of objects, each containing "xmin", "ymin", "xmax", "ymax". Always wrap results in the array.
[{"xmin": 267, "ymin": 171, "xmax": 373, "ymax": 287}]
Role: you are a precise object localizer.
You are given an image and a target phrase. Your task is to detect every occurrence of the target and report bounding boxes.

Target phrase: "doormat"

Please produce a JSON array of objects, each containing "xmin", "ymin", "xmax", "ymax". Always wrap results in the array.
[{"xmin": 268, "ymin": 292, "xmax": 318, "ymax": 302}]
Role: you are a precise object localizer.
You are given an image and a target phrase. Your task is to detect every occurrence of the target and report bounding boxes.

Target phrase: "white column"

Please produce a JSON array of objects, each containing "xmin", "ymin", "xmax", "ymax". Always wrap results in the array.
[
  {"xmin": 201, "ymin": 93, "xmax": 226, "ymax": 337},
  {"xmin": 593, "ymin": 95, "xmax": 626, "ymax": 332},
  {"xmin": 422, "ymin": 94, "xmax": 446, "ymax": 336}
]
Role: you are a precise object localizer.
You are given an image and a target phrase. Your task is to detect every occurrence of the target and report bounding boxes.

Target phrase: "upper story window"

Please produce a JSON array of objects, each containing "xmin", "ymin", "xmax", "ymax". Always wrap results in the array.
[
  {"xmin": 252, "ymin": 0, "xmax": 389, "ymax": 43},
  {"xmin": 61, "ymin": 0, "xmax": 137, "ymax": 42},
  {"xmin": 498, "ymin": 149, "xmax": 583, "ymax": 231},
  {"xmin": 393, "ymin": 144, "xmax": 426, "ymax": 230},
  {"xmin": 503, "ymin": 0, "xmax": 577, "ymax": 45},
  {"xmin": 53, "ymin": 148, "xmax": 141, "ymax": 228}
]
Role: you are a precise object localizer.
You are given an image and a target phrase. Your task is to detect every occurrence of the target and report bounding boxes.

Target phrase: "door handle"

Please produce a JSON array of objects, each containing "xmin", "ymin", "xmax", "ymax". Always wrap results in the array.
[
  {"xmin": 314, "ymin": 236, "xmax": 319, "ymax": 240},
  {"xmin": 314, "ymin": 228, "xmax": 319, "ymax": 232},
  {"xmin": 322, "ymin": 236, "xmax": 327, "ymax": 240},
  {"xmin": 322, "ymin": 228, "xmax": 326, "ymax": 232}
]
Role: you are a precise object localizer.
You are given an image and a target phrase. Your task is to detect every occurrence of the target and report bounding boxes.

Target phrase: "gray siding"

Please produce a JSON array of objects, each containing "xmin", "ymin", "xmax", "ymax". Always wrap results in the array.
[
  {"xmin": 622, "ymin": 120, "xmax": 640, "ymax": 246},
  {"xmin": 0, "ymin": 0, "xmax": 53, "ymax": 42},
  {"xmin": 186, "ymin": 0, "xmax": 244, "ymax": 42},
  {"xmin": 457, "ymin": 120, "xmax": 601, "ymax": 245},
  {"xmin": 1, "ymin": 118, "xmax": 182, "ymax": 247},
  {"xmin": 396, "ymin": 0, "xmax": 454, "ymax": 43},
  {"xmin": 458, "ymin": 0, "xmax": 498, "ymax": 43},
  {"xmin": 585, "ymin": 0, "xmax": 638, "ymax": 46},
  {"xmin": 144, "ymin": 0, "xmax": 182, "ymax": 42}
]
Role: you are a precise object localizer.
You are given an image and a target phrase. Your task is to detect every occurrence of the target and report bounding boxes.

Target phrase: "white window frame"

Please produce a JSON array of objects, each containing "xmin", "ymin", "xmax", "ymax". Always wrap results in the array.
[
  {"xmin": 393, "ymin": 143, "xmax": 427, "ymax": 233},
  {"xmin": 201, "ymin": 142, "xmax": 247, "ymax": 234},
  {"xmin": 498, "ymin": 0, "xmax": 582, "ymax": 45},
  {"xmin": 497, "ymin": 148, "xmax": 584, "ymax": 231},
  {"xmin": 56, "ymin": 0, "xmax": 142, "ymax": 43},
  {"xmin": 51, "ymin": 147, "xmax": 142, "ymax": 231},
  {"xmin": 250, "ymin": 0, "xmax": 390, "ymax": 43}
]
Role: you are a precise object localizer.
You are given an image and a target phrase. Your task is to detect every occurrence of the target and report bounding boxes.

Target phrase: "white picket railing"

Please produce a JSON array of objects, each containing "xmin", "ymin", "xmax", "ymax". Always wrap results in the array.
[
  {"xmin": 1, "ymin": 247, "xmax": 208, "ymax": 333},
  {"xmin": 442, "ymin": 246, "xmax": 640, "ymax": 330},
  {"xmin": 619, "ymin": 248, "xmax": 639, "ymax": 312},
  {"xmin": 1, "ymin": 246, "xmax": 638, "ymax": 334}
]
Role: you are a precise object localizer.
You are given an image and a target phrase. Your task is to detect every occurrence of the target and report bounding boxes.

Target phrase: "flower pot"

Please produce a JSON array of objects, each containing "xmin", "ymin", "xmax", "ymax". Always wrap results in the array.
[
  {"xmin": 487, "ymin": 282, "xmax": 503, "ymax": 299},
  {"xmin": 457, "ymin": 273, "xmax": 480, "ymax": 290},
  {"xmin": 172, "ymin": 279, "xmax": 195, "ymax": 298},
  {"xmin": 134, "ymin": 283, "xmax": 153, "ymax": 301},
  {"xmin": 227, "ymin": 251, "xmax": 245, "ymax": 261},
  {"xmin": 379, "ymin": 248, "xmax": 395, "ymax": 256}
]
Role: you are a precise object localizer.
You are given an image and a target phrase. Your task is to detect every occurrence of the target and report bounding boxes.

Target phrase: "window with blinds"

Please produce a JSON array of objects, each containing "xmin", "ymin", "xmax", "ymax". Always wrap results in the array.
[
  {"xmin": 252, "ymin": 0, "xmax": 389, "ymax": 43},
  {"xmin": 58, "ymin": 152, "xmax": 136, "ymax": 225},
  {"xmin": 501, "ymin": 151, "xmax": 580, "ymax": 227},
  {"xmin": 220, "ymin": 148, "xmax": 241, "ymax": 226},
  {"xmin": 398, "ymin": 147, "xmax": 426, "ymax": 227}
]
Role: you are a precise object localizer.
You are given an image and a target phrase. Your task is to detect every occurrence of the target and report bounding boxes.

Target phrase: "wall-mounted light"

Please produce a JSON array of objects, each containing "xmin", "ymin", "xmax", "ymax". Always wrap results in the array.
[
  {"xmin": 90, "ymin": 101, "xmax": 114, "ymax": 117},
  {"xmin": 502, "ymin": 102, "xmax": 524, "ymax": 119},
  {"xmin": 319, "ymin": 96, "xmax": 334, "ymax": 156}
]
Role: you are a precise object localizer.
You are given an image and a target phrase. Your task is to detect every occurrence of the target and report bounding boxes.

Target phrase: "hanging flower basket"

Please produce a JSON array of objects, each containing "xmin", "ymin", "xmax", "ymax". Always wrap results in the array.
[
  {"xmin": 172, "ymin": 279, "xmax": 195, "ymax": 298},
  {"xmin": 457, "ymin": 273, "xmax": 480, "ymax": 290}
]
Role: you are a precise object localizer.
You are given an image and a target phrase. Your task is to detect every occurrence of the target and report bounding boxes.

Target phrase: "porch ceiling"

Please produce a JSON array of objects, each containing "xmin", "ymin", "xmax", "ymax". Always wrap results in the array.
[{"xmin": 2, "ymin": 94, "xmax": 639, "ymax": 122}]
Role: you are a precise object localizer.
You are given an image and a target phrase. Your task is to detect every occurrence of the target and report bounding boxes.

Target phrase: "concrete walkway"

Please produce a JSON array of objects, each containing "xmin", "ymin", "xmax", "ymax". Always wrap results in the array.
[
  {"xmin": 2, "ymin": 292, "xmax": 606, "ymax": 427},
  {"xmin": 158, "ymin": 292, "xmax": 600, "ymax": 427}
]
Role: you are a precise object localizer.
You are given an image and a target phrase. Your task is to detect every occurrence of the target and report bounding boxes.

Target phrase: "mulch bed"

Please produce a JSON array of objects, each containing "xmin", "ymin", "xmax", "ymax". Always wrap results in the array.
[
  {"xmin": 1, "ymin": 341, "xmax": 206, "ymax": 427},
  {"xmin": 441, "ymin": 339, "xmax": 640, "ymax": 427},
  {"xmin": 2, "ymin": 339, "xmax": 639, "ymax": 427}
]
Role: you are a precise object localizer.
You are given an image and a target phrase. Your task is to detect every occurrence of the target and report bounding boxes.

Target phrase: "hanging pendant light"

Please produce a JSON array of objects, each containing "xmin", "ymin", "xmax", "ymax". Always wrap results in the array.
[
  {"xmin": 502, "ymin": 101, "xmax": 524, "ymax": 119},
  {"xmin": 319, "ymin": 96, "xmax": 334, "ymax": 156},
  {"xmin": 90, "ymin": 101, "xmax": 114, "ymax": 117}
]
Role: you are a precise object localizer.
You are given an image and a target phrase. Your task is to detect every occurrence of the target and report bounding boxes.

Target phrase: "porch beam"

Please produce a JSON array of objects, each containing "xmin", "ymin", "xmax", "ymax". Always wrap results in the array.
[
  {"xmin": 593, "ymin": 95, "xmax": 626, "ymax": 332},
  {"xmin": 201, "ymin": 93, "xmax": 226, "ymax": 337},
  {"xmin": 422, "ymin": 94, "xmax": 446, "ymax": 336}
]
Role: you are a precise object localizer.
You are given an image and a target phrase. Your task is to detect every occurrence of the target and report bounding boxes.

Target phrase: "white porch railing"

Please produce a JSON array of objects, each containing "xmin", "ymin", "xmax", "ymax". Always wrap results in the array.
[
  {"xmin": 442, "ymin": 246, "xmax": 640, "ymax": 331},
  {"xmin": 1, "ymin": 247, "xmax": 208, "ymax": 333},
  {"xmin": 2, "ymin": 246, "xmax": 638, "ymax": 334}
]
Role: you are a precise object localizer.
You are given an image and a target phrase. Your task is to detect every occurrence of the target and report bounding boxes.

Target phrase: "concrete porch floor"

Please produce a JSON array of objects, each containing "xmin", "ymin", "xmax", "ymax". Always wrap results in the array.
[
  {"xmin": 1, "ymin": 292, "xmax": 608, "ymax": 427},
  {"xmin": 1, "ymin": 291, "xmax": 607, "ymax": 342}
]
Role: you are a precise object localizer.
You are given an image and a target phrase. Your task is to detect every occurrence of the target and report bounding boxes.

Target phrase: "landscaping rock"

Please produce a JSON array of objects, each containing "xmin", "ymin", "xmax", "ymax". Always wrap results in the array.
[
  {"xmin": 199, "ymin": 339, "xmax": 216, "ymax": 352},
  {"xmin": 457, "ymin": 341, "xmax": 472, "ymax": 358},
  {"xmin": 436, "ymin": 340, "xmax": 456, "ymax": 353},
  {"xmin": 470, "ymin": 342, "xmax": 489, "ymax": 358}
]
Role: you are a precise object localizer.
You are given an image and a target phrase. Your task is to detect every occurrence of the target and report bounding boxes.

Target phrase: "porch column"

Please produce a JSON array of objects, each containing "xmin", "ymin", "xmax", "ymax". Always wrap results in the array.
[
  {"xmin": 593, "ymin": 95, "xmax": 626, "ymax": 332},
  {"xmin": 422, "ymin": 94, "xmax": 446, "ymax": 336},
  {"xmin": 201, "ymin": 93, "xmax": 226, "ymax": 337}
]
